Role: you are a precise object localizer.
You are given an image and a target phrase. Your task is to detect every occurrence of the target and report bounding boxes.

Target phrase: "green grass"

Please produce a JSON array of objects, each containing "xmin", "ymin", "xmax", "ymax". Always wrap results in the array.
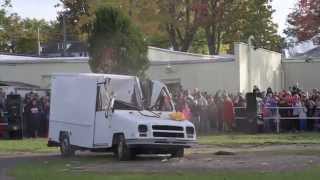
[
  {"xmin": 1, "ymin": 133, "xmax": 320, "ymax": 154},
  {"xmin": 10, "ymin": 159, "xmax": 320, "ymax": 180},
  {"xmin": 0, "ymin": 138, "xmax": 58, "ymax": 154},
  {"xmin": 198, "ymin": 133, "xmax": 320, "ymax": 146},
  {"xmin": 0, "ymin": 133, "xmax": 320, "ymax": 153}
]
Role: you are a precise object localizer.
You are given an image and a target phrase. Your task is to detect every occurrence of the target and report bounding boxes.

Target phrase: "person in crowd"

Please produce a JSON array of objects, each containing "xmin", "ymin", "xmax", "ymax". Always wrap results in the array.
[
  {"xmin": 306, "ymin": 92, "xmax": 316, "ymax": 131},
  {"xmin": 175, "ymin": 92, "xmax": 186, "ymax": 112},
  {"xmin": 299, "ymin": 96, "xmax": 308, "ymax": 131},
  {"xmin": 314, "ymin": 96, "xmax": 320, "ymax": 131},
  {"xmin": 278, "ymin": 91, "xmax": 290, "ymax": 131},
  {"xmin": 0, "ymin": 88, "xmax": 5, "ymax": 112},
  {"xmin": 26, "ymin": 99, "xmax": 42, "ymax": 138},
  {"xmin": 181, "ymin": 101, "xmax": 192, "ymax": 120},
  {"xmin": 234, "ymin": 93, "xmax": 246, "ymax": 130},
  {"xmin": 207, "ymin": 95, "xmax": 218, "ymax": 131},
  {"xmin": 266, "ymin": 87, "xmax": 273, "ymax": 96},
  {"xmin": 253, "ymin": 86, "xmax": 260, "ymax": 95},
  {"xmin": 0, "ymin": 88, "xmax": 6, "ymax": 137},
  {"xmin": 194, "ymin": 91, "xmax": 209, "ymax": 134},
  {"xmin": 263, "ymin": 93, "xmax": 277, "ymax": 132},
  {"xmin": 214, "ymin": 91, "xmax": 224, "ymax": 132},
  {"xmin": 223, "ymin": 93, "xmax": 235, "ymax": 131},
  {"xmin": 41, "ymin": 95, "xmax": 50, "ymax": 137},
  {"xmin": 292, "ymin": 94, "xmax": 302, "ymax": 131}
]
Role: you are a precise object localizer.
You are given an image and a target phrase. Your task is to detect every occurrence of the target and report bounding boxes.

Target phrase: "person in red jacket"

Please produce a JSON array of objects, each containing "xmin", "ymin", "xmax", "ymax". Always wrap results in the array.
[{"xmin": 223, "ymin": 94, "xmax": 235, "ymax": 131}]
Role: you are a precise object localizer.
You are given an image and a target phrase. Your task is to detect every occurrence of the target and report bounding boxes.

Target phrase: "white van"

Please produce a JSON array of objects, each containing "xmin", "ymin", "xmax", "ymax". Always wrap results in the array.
[{"xmin": 48, "ymin": 73, "xmax": 196, "ymax": 160}]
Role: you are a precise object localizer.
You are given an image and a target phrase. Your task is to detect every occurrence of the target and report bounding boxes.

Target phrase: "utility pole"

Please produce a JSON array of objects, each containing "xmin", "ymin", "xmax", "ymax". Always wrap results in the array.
[
  {"xmin": 37, "ymin": 27, "xmax": 41, "ymax": 56},
  {"xmin": 63, "ymin": 14, "xmax": 67, "ymax": 56}
]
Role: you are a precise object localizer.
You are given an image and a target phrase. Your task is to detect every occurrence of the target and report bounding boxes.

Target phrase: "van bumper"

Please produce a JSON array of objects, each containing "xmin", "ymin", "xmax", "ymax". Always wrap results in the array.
[{"xmin": 126, "ymin": 138, "xmax": 197, "ymax": 148}]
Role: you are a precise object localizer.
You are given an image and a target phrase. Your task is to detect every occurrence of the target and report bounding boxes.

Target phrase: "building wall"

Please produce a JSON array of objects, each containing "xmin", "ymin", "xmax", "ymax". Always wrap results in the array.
[
  {"xmin": 235, "ymin": 43, "xmax": 282, "ymax": 93},
  {"xmin": 148, "ymin": 46, "xmax": 226, "ymax": 62},
  {"xmin": 235, "ymin": 43, "xmax": 249, "ymax": 93},
  {"xmin": 146, "ymin": 61, "xmax": 239, "ymax": 94},
  {"xmin": 0, "ymin": 62, "xmax": 91, "ymax": 88},
  {"xmin": 282, "ymin": 59, "xmax": 320, "ymax": 91},
  {"xmin": 0, "ymin": 44, "xmax": 282, "ymax": 94}
]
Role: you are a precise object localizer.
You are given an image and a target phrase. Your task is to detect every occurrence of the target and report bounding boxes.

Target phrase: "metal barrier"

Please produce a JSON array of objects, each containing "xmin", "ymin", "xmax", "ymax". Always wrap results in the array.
[{"xmin": 234, "ymin": 106, "xmax": 320, "ymax": 133}]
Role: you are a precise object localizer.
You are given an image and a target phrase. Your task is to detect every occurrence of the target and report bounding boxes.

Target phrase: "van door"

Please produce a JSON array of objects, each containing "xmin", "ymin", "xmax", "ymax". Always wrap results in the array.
[{"xmin": 93, "ymin": 81, "xmax": 112, "ymax": 148}]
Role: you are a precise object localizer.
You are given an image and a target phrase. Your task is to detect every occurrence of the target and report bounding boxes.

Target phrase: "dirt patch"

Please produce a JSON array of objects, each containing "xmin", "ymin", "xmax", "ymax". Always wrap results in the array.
[
  {"xmin": 75, "ymin": 144, "xmax": 320, "ymax": 173},
  {"xmin": 75, "ymin": 153, "xmax": 320, "ymax": 173},
  {"xmin": 2, "ymin": 144, "xmax": 320, "ymax": 179}
]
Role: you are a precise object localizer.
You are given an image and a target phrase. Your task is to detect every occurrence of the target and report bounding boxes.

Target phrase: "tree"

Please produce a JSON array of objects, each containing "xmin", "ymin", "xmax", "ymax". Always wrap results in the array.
[
  {"xmin": 88, "ymin": 7, "xmax": 149, "ymax": 75},
  {"xmin": 0, "ymin": 9, "xmax": 59, "ymax": 54},
  {"xmin": 155, "ymin": 0, "xmax": 205, "ymax": 52},
  {"xmin": 285, "ymin": 0, "xmax": 320, "ymax": 42},
  {"xmin": 58, "ymin": 0, "xmax": 282, "ymax": 54},
  {"xmin": 0, "ymin": 13, "xmax": 25, "ymax": 53},
  {"xmin": 203, "ymin": 0, "xmax": 237, "ymax": 55},
  {"xmin": 57, "ymin": 0, "xmax": 170, "ymax": 48},
  {"xmin": 239, "ymin": 0, "xmax": 282, "ymax": 52},
  {"xmin": 203, "ymin": 0, "xmax": 282, "ymax": 54},
  {"xmin": 56, "ymin": 0, "xmax": 95, "ymax": 36}
]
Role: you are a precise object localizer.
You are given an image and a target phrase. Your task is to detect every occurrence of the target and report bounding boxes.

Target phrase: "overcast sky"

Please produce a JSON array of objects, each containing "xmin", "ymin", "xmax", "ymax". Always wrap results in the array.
[{"xmin": 8, "ymin": 0, "xmax": 298, "ymax": 36}]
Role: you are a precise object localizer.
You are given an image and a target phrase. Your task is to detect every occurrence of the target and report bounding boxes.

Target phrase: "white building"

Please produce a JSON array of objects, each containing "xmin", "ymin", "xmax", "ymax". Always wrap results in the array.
[
  {"xmin": 282, "ymin": 46, "xmax": 320, "ymax": 91},
  {"xmin": 0, "ymin": 43, "xmax": 282, "ymax": 94},
  {"xmin": 147, "ymin": 44, "xmax": 282, "ymax": 94}
]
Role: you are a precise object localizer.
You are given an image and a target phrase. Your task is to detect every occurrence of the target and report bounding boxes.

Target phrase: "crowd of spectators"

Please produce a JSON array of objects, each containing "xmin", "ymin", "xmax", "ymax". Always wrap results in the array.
[
  {"xmin": 172, "ymin": 86, "xmax": 320, "ymax": 134},
  {"xmin": 2, "ymin": 84, "xmax": 320, "ymax": 137},
  {"xmin": 0, "ymin": 88, "xmax": 50, "ymax": 138}
]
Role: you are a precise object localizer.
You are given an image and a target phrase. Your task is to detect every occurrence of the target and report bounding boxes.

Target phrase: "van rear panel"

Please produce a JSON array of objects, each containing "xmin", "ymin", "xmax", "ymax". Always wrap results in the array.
[{"xmin": 49, "ymin": 75, "xmax": 97, "ymax": 148}]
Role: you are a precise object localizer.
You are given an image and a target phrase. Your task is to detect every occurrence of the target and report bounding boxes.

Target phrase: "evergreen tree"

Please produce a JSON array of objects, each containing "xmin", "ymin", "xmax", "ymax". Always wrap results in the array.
[{"xmin": 88, "ymin": 7, "xmax": 149, "ymax": 76}]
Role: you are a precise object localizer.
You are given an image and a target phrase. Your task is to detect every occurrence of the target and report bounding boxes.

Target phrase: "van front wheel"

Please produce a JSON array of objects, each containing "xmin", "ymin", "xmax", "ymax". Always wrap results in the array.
[
  {"xmin": 60, "ymin": 135, "xmax": 75, "ymax": 157},
  {"xmin": 116, "ymin": 135, "xmax": 132, "ymax": 161}
]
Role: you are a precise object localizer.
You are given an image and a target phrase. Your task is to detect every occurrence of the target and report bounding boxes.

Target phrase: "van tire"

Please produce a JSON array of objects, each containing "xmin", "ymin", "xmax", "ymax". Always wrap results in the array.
[
  {"xmin": 60, "ymin": 134, "xmax": 75, "ymax": 157},
  {"xmin": 171, "ymin": 148, "xmax": 184, "ymax": 158},
  {"xmin": 116, "ymin": 135, "xmax": 132, "ymax": 161}
]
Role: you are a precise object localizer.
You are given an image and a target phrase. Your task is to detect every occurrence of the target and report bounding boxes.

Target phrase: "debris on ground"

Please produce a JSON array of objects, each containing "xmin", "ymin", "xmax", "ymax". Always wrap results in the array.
[
  {"xmin": 161, "ymin": 158, "xmax": 169, "ymax": 162},
  {"xmin": 214, "ymin": 151, "xmax": 236, "ymax": 156}
]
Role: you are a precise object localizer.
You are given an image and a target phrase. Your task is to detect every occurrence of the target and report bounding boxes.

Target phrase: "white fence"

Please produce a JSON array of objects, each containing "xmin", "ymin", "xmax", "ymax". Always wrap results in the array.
[{"xmin": 234, "ymin": 106, "xmax": 320, "ymax": 133}]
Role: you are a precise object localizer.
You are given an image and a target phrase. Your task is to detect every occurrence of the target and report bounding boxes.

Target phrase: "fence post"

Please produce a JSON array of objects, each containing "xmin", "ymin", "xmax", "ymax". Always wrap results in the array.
[{"xmin": 276, "ymin": 107, "xmax": 280, "ymax": 133}]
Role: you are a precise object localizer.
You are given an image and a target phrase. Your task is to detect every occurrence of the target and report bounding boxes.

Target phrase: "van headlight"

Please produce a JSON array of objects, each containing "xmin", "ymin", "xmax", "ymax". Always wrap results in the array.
[
  {"xmin": 138, "ymin": 125, "xmax": 148, "ymax": 137},
  {"xmin": 138, "ymin": 124, "xmax": 148, "ymax": 132},
  {"xmin": 186, "ymin": 127, "xmax": 194, "ymax": 135}
]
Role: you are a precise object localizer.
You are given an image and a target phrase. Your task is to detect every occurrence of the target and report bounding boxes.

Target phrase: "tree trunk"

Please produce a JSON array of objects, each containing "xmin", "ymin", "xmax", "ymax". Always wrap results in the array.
[
  {"xmin": 205, "ymin": 26, "xmax": 217, "ymax": 55},
  {"xmin": 216, "ymin": 30, "xmax": 222, "ymax": 54},
  {"xmin": 180, "ymin": 27, "xmax": 198, "ymax": 52},
  {"xmin": 166, "ymin": 24, "xmax": 179, "ymax": 51}
]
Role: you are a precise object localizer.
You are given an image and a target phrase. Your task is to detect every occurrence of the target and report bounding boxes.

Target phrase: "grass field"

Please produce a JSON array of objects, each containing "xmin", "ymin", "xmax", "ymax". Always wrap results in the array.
[
  {"xmin": 1, "ymin": 133, "xmax": 320, "ymax": 154},
  {"xmin": 3, "ymin": 133, "xmax": 320, "ymax": 179},
  {"xmin": 10, "ymin": 159, "xmax": 320, "ymax": 180},
  {"xmin": 198, "ymin": 133, "xmax": 320, "ymax": 145},
  {"xmin": 0, "ymin": 138, "xmax": 58, "ymax": 153}
]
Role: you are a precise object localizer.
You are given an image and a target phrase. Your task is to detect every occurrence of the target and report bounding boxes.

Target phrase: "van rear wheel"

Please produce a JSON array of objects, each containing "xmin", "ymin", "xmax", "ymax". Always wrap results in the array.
[
  {"xmin": 116, "ymin": 135, "xmax": 132, "ymax": 161},
  {"xmin": 60, "ymin": 135, "xmax": 75, "ymax": 157}
]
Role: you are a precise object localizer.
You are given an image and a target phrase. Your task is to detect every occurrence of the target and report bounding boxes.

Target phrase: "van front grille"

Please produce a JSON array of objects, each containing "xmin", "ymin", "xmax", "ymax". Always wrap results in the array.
[
  {"xmin": 152, "ymin": 125, "xmax": 183, "ymax": 131},
  {"xmin": 153, "ymin": 132, "xmax": 184, "ymax": 138}
]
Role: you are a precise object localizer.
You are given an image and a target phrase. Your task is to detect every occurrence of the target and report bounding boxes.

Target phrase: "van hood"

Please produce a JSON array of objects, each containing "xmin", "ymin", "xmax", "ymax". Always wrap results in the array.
[{"xmin": 114, "ymin": 110, "xmax": 194, "ymax": 127}]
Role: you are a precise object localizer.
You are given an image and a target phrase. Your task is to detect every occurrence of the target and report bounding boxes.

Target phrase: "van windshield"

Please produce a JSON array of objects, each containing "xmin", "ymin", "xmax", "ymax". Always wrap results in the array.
[{"xmin": 109, "ymin": 78, "xmax": 143, "ymax": 110}]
